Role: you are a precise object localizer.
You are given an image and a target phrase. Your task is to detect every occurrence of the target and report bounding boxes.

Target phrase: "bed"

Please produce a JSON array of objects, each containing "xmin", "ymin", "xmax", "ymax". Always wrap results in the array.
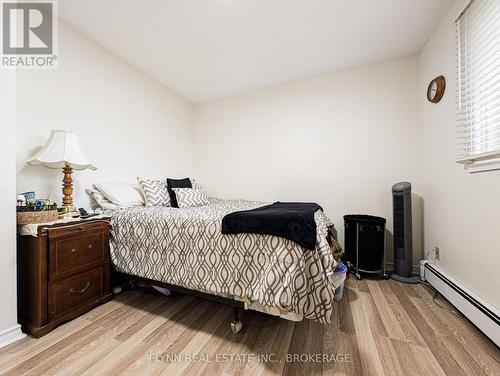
[{"xmin": 104, "ymin": 197, "xmax": 340, "ymax": 328}]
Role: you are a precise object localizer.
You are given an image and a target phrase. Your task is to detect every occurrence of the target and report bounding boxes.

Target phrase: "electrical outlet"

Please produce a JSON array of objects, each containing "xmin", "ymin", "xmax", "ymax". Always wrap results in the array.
[{"xmin": 434, "ymin": 246, "xmax": 441, "ymax": 260}]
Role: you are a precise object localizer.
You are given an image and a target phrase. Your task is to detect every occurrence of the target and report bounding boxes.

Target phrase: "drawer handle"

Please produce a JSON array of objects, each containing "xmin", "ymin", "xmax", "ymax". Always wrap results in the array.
[
  {"xmin": 69, "ymin": 281, "xmax": 91, "ymax": 295},
  {"xmin": 88, "ymin": 244, "xmax": 93, "ymax": 250},
  {"xmin": 70, "ymin": 248, "xmax": 77, "ymax": 255}
]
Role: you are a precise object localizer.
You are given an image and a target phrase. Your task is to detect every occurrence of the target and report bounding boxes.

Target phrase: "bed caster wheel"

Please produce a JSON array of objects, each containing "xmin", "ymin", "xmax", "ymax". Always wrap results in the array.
[
  {"xmin": 112, "ymin": 286, "xmax": 122, "ymax": 295},
  {"xmin": 355, "ymin": 273, "xmax": 362, "ymax": 280},
  {"xmin": 383, "ymin": 273, "xmax": 389, "ymax": 279},
  {"xmin": 231, "ymin": 320, "xmax": 243, "ymax": 334}
]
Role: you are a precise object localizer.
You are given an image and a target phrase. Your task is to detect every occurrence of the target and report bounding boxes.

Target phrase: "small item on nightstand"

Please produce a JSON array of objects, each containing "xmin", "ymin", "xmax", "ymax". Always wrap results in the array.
[
  {"xmin": 16, "ymin": 202, "xmax": 59, "ymax": 225},
  {"xmin": 21, "ymin": 191, "xmax": 36, "ymax": 201},
  {"xmin": 17, "ymin": 195, "xmax": 27, "ymax": 206},
  {"xmin": 35, "ymin": 199, "xmax": 48, "ymax": 207},
  {"xmin": 78, "ymin": 208, "xmax": 99, "ymax": 219}
]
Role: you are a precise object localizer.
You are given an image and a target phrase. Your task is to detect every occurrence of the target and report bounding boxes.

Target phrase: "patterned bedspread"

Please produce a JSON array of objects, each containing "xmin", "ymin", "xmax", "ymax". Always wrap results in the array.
[{"xmin": 108, "ymin": 198, "xmax": 338, "ymax": 324}]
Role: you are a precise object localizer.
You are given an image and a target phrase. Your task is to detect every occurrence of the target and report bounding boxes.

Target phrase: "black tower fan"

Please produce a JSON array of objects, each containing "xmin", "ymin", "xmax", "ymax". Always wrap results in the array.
[{"xmin": 390, "ymin": 182, "xmax": 419, "ymax": 283}]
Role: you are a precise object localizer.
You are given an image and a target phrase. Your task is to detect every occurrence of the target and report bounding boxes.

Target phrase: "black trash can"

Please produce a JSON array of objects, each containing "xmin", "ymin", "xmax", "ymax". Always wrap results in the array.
[{"xmin": 344, "ymin": 214, "xmax": 386, "ymax": 279}]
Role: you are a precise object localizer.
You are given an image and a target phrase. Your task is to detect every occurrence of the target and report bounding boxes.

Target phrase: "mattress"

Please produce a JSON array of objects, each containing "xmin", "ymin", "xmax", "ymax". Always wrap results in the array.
[{"xmin": 107, "ymin": 197, "xmax": 338, "ymax": 324}]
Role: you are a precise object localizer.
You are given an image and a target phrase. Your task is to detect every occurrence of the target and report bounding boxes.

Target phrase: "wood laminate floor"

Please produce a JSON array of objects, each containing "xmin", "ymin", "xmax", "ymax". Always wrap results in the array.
[{"xmin": 0, "ymin": 277, "xmax": 498, "ymax": 376}]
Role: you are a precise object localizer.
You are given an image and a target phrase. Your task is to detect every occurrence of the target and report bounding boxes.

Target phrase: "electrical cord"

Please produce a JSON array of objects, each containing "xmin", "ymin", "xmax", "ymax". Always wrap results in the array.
[
  {"xmin": 430, "ymin": 288, "xmax": 464, "ymax": 318},
  {"xmin": 419, "ymin": 257, "xmax": 464, "ymax": 319}
]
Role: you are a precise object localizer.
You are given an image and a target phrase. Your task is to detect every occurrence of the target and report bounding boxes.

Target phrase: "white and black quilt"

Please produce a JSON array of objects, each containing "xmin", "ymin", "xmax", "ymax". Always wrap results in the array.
[{"xmin": 107, "ymin": 198, "xmax": 338, "ymax": 324}]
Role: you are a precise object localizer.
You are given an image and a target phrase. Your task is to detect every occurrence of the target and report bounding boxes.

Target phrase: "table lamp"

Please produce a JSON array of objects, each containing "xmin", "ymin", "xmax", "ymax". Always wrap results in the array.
[{"xmin": 27, "ymin": 130, "xmax": 96, "ymax": 218}]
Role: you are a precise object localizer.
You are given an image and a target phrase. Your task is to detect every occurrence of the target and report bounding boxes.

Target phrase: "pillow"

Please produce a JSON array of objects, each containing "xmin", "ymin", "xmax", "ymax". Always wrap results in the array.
[
  {"xmin": 167, "ymin": 178, "xmax": 192, "ymax": 208},
  {"xmin": 93, "ymin": 183, "xmax": 145, "ymax": 208},
  {"xmin": 137, "ymin": 177, "xmax": 170, "ymax": 207},
  {"xmin": 172, "ymin": 188, "xmax": 209, "ymax": 208},
  {"xmin": 190, "ymin": 178, "xmax": 202, "ymax": 190},
  {"xmin": 86, "ymin": 188, "xmax": 121, "ymax": 211}
]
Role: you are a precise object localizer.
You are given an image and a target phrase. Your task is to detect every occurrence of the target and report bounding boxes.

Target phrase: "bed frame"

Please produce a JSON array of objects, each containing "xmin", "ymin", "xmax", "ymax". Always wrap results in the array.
[
  {"xmin": 111, "ymin": 270, "xmax": 245, "ymax": 333},
  {"xmin": 109, "ymin": 225, "xmax": 340, "ymax": 334}
]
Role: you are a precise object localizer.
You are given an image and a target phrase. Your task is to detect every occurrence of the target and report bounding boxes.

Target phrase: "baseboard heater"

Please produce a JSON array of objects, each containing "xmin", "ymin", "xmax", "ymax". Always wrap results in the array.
[{"xmin": 420, "ymin": 260, "xmax": 500, "ymax": 347}]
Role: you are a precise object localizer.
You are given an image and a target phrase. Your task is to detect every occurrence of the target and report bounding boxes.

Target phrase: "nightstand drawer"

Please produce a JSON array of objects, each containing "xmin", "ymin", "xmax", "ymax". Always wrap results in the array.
[
  {"xmin": 49, "ymin": 267, "xmax": 104, "ymax": 320},
  {"xmin": 50, "ymin": 233, "xmax": 106, "ymax": 279},
  {"xmin": 47, "ymin": 221, "xmax": 108, "ymax": 239}
]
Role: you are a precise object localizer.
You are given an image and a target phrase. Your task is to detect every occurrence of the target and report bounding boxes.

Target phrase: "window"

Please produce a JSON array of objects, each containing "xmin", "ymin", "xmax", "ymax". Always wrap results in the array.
[{"xmin": 456, "ymin": 0, "xmax": 500, "ymax": 171}]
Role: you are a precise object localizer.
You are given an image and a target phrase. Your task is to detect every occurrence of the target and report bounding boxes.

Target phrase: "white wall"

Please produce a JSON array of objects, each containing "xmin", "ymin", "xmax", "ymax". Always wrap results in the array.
[
  {"xmin": 0, "ymin": 70, "xmax": 23, "ymax": 343},
  {"xmin": 194, "ymin": 56, "xmax": 423, "ymax": 264},
  {"xmin": 419, "ymin": 0, "xmax": 500, "ymax": 310},
  {"xmin": 16, "ymin": 22, "xmax": 195, "ymax": 209}
]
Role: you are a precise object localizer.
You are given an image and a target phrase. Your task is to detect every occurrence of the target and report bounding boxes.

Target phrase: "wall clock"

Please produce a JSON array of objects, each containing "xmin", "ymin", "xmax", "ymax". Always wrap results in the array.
[{"xmin": 427, "ymin": 75, "xmax": 446, "ymax": 103}]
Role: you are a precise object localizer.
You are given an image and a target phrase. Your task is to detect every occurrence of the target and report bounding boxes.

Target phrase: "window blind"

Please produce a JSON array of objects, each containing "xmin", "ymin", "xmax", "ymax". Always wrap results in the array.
[{"xmin": 456, "ymin": 0, "xmax": 500, "ymax": 163}]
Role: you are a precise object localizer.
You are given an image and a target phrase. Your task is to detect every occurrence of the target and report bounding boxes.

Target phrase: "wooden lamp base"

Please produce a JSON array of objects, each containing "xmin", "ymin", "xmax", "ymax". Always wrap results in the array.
[
  {"xmin": 58, "ymin": 163, "xmax": 80, "ymax": 219},
  {"xmin": 58, "ymin": 205, "xmax": 79, "ymax": 219}
]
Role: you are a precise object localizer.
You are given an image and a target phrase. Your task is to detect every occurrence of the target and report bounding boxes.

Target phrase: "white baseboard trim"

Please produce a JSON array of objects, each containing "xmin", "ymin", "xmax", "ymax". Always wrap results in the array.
[
  {"xmin": 0, "ymin": 324, "xmax": 26, "ymax": 348},
  {"xmin": 420, "ymin": 260, "xmax": 500, "ymax": 347}
]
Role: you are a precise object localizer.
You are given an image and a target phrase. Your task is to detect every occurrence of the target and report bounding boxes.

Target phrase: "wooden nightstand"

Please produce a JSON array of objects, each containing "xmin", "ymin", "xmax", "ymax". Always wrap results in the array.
[{"xmin": 17, "ymin": 218, "xmax": 112, "ymax": 337}]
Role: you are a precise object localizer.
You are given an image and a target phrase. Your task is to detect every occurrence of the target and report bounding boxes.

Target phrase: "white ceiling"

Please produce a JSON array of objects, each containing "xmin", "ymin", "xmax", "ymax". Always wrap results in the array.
[{"xmin": 58, "ymin": 0, "xmax": 453, "ymax": 103}]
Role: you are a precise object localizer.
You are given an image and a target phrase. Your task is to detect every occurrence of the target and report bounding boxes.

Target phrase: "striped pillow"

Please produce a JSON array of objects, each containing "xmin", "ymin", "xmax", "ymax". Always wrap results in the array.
[
  {"xmin": 137, "ymin": 178, "xmax": 171, "ymax": 207},
  {"xmin": 86, "ymin": 188, "xmax": 121, "ymax": 211},
  {"xmin": 190, "ymin": 178, "xmax": 202, "ymax": 190},
  {"xmin": 172, "ymin": 188, "xmax": 209, "ymax": 208}
]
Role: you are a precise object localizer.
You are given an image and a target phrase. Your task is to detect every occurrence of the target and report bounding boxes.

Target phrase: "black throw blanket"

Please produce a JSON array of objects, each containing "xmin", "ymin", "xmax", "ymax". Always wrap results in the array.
[{"xmin": 221, "ymin": 202, "xmax": 323, "ymax": 250}]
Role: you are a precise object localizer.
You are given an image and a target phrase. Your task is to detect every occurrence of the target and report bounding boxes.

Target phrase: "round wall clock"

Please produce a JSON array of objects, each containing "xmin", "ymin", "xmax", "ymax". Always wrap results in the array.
[{"xmin": 427, "ymin": 75, "xmax": 446, "ymax": 103}]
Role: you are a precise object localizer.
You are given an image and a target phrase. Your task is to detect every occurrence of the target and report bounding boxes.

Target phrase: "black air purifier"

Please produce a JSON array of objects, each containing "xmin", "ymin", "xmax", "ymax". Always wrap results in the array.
[{"xmin": 390, "ymin": 182, "xmax": 419, "ymax": 283}]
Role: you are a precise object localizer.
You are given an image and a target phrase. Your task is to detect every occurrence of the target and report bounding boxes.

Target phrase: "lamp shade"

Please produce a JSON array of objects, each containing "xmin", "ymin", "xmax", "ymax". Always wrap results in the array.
[{"xmin": 27, "ymin": 130, "xmax": 96, "ymax": 170}]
